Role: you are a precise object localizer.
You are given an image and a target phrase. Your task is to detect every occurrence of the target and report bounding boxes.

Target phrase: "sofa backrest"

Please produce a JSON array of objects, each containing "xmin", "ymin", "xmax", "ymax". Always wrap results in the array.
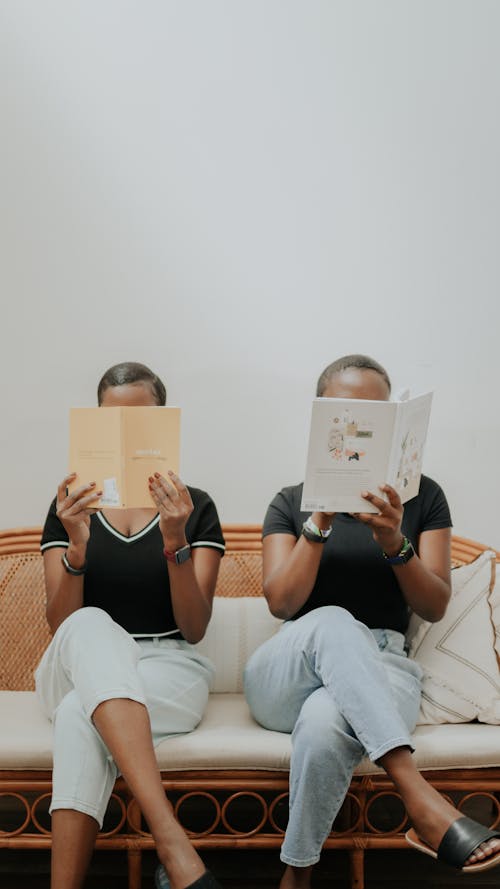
[
  {"xmin": 0, "ymin": 525, "xmax": 269, "ymax": 690},
  {"xmin": 0, "ymin": 525, "xmax": 496, "ymax": 691}
]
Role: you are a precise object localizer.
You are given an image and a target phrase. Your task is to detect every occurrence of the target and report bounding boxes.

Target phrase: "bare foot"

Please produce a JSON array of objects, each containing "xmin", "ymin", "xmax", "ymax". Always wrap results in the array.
[
  {"xmin": 405, "ymin": 779, "xmax": 500, "ymax": 867},
  {"xmin": 381, "ymin": 748, "xmax": 500, "ymax": 869},
  {"xmin": 156, "ymin": 829, "xmax": 206, "ymax": 889}
]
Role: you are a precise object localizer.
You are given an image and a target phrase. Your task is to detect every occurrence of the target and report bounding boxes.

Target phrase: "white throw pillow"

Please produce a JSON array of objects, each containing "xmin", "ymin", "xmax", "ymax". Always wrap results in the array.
[
  {"xmin": 489, "ymin": 569, "xmax": 500, "ymax": 668},
  {"xmin": 406, "ymin": 550, "xmax": 500, "ymax": 724}
]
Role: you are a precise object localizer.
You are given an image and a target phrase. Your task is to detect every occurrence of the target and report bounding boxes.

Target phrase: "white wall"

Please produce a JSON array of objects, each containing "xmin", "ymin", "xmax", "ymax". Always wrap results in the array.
[{"xmin": 1, "ymin": 1, "xmax": 499, "ymax": 546}]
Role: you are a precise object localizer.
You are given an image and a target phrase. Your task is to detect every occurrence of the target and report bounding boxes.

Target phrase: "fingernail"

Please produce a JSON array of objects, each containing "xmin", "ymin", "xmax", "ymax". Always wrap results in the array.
[
  {"xmin": 90, "ymin": 482, "xmax": 96, "ymax": 487},
  {"xmin": 154, "ymin": 472, "xmax": 160, "ymax": 478},
  {"xmin": 168, "ymin": 470, "xmax": 174, "ymax": 476}
]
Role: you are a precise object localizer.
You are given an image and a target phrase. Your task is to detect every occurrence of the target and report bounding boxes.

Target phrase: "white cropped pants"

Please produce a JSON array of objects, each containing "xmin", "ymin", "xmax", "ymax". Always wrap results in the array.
[{"xmin": 35, "ymin": 607, "xmax": 214, "ymax": 827}]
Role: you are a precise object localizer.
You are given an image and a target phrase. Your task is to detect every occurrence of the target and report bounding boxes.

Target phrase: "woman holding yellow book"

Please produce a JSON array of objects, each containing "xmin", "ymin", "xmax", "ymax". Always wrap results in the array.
[{"xmin": 36, "ymin": 362, "xmax": 224, "ymax": 889}]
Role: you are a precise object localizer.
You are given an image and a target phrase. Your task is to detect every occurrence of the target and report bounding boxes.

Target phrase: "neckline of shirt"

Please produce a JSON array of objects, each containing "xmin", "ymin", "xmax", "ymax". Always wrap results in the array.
[{"xmin": 97, "ymin": 511, "xmax": 160, "ymax": 543}]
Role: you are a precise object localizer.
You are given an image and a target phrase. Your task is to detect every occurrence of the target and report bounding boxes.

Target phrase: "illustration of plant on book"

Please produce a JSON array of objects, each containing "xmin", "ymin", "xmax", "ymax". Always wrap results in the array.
[
  {"xmin": 327, "ymin": 407, "xmax": 372, "ymax": 463},
  {"xmin": 395, "ymin": 426, "xmax": 424, "ymax": 496}
]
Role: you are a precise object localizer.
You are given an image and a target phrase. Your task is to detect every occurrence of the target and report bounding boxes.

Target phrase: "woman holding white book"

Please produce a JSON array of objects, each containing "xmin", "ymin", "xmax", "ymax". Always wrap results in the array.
[
  {"xmin": 244, "ymin": 354, "xmax": 500, "ymax": 887},
  {"xmin": 36, "ymin": 362, "xmax": 223, "ymax": 889}
]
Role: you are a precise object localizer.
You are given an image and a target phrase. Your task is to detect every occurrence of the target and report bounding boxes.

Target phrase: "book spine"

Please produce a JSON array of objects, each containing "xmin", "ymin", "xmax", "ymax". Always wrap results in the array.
[{"xmin": 386, "ymin": 403, "xmax": 403, "ymax": 488}]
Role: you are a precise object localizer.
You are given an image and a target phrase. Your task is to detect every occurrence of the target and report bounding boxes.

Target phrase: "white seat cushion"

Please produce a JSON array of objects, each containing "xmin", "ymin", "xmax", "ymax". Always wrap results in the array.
[{"xmin": 2, "ymin": 691, "xmax": 500, "ymax": 775}]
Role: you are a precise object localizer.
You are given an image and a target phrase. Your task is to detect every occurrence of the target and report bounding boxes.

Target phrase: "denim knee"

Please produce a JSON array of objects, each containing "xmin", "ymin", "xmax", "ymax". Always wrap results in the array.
[{"xmin": 292, "ymin": 687, "xmax": 357, "ymax": 761}]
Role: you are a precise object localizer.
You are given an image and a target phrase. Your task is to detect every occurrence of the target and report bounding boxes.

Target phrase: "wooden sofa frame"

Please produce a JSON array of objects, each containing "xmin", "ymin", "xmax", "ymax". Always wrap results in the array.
[{"xmin": 1, "ymin": 525, "xmax": 499, "ymax": 889}]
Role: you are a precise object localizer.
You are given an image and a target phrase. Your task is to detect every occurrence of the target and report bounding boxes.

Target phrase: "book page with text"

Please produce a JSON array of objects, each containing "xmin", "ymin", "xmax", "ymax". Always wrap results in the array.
[
  {"xmin": 68, "ymin": 408, "xmax": 123, "ymax": 507},
  {"xmin": 123, "ymin": 407, "xmax": 181, "ymax": 508},
  {"xmin": 301, "ymin": 398, "xmax": 398, "ymax": 513}
]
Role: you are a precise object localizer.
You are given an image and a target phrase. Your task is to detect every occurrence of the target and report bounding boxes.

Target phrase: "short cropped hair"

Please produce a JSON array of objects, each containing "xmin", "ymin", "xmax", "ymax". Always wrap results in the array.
[
  {"xmin": 316, "ymin": 354, "xmax": 391, "ymax": 397},
  {"xmin": 97, "ymin": 362, "xmax": 167, "ymax": 406}
]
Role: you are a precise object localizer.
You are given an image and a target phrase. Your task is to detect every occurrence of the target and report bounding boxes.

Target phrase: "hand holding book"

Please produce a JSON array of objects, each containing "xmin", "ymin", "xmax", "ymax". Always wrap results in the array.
[
  {"xmin": 354, "ymin": 483, "xmax": 404, "ymax": 557},
  {"xmin": 148, "ymin": 471, "xmax": 194, "ymax": 552}
]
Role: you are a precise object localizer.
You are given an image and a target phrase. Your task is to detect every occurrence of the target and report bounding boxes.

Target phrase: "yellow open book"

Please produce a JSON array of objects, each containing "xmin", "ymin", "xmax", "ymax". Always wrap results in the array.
[{"xmin": 68, "ymin": 406, "xmax": 181, "ymax": 508}]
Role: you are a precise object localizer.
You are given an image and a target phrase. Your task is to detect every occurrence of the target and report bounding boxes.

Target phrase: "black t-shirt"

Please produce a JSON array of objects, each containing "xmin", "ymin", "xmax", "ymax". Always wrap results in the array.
[
  {"xmin": 41, "ymin": 487, "xmax": 225, "ymax": 637},
  {"xmin": 263, "ymin": 475, "xmax": 452, "ymax": 633}
]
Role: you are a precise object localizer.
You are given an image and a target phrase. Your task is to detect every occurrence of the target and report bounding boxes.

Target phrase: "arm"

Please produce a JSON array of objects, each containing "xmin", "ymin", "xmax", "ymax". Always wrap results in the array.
[
  {"xmin": 149, "ymin": 472, "xmax": 222, "ymax": 643},
  {"xmin": 45, "ymin": 474, "xmax": 102, "ymax": 633},
  {"xmin": 357, "ymin": 485, "xmax": 451, "ymax": 622},
  {"xmin": 263, "ymin": 512, "xmax": 334, "ymax": 619}
]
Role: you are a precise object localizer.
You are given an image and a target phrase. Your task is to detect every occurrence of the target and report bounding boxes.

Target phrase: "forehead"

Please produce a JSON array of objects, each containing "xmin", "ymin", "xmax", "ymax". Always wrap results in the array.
[
  {"xmin": 322, "ymin": 368, "xmax": 390, "ymax": 401},
  {"xmin": 100, "ymin": 382, "xmax": 157, "ymax": 406}
]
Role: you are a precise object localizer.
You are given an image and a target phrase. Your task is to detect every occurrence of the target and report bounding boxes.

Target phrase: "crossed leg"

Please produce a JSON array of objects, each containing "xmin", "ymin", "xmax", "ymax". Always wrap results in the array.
[
  {"xmin": 36, "ymin": 608, "xmax": 213, "ymax": 889},
  {"xmin": 244, "ymin": 606, "xmax": 500, "ymax": 889}
]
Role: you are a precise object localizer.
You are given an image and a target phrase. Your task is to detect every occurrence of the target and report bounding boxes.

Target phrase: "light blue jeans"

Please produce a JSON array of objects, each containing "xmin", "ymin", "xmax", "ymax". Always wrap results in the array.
[
  {"xmin": 243, "ymin": 605, "xmax": 423, "ymax": 867},
  {"xmin": 35, "ymin": 607, "xmax": 214, "ymax": 827}
]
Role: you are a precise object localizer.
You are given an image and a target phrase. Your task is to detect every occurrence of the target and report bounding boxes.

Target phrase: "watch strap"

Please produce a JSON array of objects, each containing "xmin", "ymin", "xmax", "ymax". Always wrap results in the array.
[
  {"xmin": 164, "ymin": 544, "xmax": 192, "ymax": 565},
  {"xmin": 383, "ymin": 537, "xmax": 415, "ymax": 565},
  {"xmin": 301, "ymin": 516, "xmax": 332, "ymax": 544}
]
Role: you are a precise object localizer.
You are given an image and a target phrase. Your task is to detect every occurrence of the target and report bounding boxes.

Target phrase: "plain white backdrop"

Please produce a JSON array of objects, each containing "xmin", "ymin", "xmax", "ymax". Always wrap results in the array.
[{"xmin": 1, "ymin": 1, "xmax": 499, "ymax": 545}]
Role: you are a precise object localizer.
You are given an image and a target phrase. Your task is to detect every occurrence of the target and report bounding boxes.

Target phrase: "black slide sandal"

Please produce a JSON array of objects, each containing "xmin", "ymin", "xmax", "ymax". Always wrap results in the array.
[
  {"xmin": 406, "ymin": 815, "xmax": 500, "ymax": 872},
  {"xmin": 155, "ymin": 865, "xmax": 223, "ymax": 889}
]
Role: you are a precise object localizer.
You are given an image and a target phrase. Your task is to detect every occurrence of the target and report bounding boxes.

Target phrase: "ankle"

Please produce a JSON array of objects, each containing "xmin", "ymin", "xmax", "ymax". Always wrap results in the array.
[{"xmin": 280, "ymin": 864, "xmax": 313, "ymax": 889}]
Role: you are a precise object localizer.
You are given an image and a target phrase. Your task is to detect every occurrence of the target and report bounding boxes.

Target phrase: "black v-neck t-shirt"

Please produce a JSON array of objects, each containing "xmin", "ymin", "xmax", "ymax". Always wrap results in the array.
[
  {"xmin": 41, "ymin": 487, "xmax": 225, "ymax": 637},
  {"xmin": 263, "ymin": 475, "xmax": 451, "ymax": 634}
]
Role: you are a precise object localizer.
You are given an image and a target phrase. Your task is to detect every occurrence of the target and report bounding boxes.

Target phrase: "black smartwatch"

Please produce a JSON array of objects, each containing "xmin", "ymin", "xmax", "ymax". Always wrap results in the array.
[
  {"xmin": 164, "ymin": 544, "xmax": 192, "ymax": 565},
  {"xmin": 383, "ymin": 537, "xmax": 415, "ymax": 565}
]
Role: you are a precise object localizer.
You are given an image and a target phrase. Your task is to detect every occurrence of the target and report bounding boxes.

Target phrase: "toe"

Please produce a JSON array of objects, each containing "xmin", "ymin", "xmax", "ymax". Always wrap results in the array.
[{"xmin": 465, "ymin": 839, "xmax": 500, "ymax": 866}]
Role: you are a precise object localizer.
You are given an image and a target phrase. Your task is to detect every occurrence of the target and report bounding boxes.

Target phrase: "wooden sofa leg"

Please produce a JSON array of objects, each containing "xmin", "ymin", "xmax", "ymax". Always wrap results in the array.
[
  {"xmin": 128, "ymin": 848, "xmax": 142, "ymax": 889},
  {"xmin": 349, "ymin": 849, "xmax": 365, "ymax": 889}
]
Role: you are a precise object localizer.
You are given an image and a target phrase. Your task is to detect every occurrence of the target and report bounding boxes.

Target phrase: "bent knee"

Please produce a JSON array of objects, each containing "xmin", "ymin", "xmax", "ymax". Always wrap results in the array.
[
  {"xmin": 61, "ymin": 606, "xmax": 112, "ymax": 631},
  {"xmin": 299, "ymin": 605, "xmax": 361, "ymax": 643}
]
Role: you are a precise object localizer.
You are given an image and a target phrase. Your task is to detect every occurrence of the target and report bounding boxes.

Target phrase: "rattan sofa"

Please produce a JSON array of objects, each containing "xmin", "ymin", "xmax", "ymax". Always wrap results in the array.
[{"xmin": 1, "ymin": 526, "xmax": 500, "ymax": 889}]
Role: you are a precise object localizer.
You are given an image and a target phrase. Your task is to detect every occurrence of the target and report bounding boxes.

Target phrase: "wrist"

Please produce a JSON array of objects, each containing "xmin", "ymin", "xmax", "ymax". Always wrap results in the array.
[
  {"xmin": 66, "ymin": 542, "xmax": 87, "ymax": 568},
  {"xmin": 380, "ymin": 534, "xmax": 405, "ymax": 559},
  {"xmin": 311, "ymin": 512, "xmax": 334, "ymax": 532},
  {"xmin": 62, "ymin": 550, "xmax": 87, "ymax": 576},
  {"xmin": 383, "ymin": 536, "xmax": 415, "ymax": 566},
  {"xmin": 162, "ymin": 533, "xmax": 188, "ymax": 552},
  {"xmin": 302, "ymin": 516, "xmax": 332, "ymax": 543},
  {"xmin": 164, "ymin": 543, "xmax": 192, "ymax": 566}
]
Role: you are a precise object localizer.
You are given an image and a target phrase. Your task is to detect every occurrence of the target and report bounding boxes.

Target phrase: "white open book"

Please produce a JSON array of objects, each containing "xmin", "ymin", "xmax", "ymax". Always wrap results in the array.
[{"xmin": 300, "ymin": 392, "xmax": 433, "ymax": 514}]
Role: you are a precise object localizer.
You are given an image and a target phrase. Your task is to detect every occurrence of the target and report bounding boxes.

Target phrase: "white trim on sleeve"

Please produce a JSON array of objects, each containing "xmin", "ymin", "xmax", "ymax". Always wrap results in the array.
[
  {"xmin": 191, "ymin": 540, "xmax": 225, "ymax": 552},
  {"xmin": 40, "ymin": 540, "xmax": 69, "ymax": 552}
]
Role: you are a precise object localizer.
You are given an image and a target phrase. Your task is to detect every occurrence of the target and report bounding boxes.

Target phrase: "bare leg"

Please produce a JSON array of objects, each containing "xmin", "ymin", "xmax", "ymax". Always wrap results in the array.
[
  {"xmin": 50, "ymin": 810, "xmax": 99, "ymax": 889},
  {"xmin": 380, "ymin": 747, "xmax": 500, "ymax": 866},
  {"xmin": 279, "ymin": 864, "xmax": 313, "ymax": 889},
  {"xmin": 92, "ymin": 698, "xmax": 206, "ymax": 889}
]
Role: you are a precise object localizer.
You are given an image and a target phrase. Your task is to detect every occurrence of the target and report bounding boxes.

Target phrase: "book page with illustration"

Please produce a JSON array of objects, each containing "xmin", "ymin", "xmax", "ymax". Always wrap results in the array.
[{"xmin": 301, "ymin": 393, "xmax": 432, "ymax": 514}]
